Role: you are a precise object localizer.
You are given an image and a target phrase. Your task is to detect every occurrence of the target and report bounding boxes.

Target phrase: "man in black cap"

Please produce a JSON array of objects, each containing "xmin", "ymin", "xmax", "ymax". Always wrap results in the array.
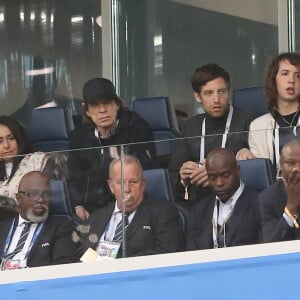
[{"xmin": 68, "ymin": 78, "xmax": 156, "ymax": 220}]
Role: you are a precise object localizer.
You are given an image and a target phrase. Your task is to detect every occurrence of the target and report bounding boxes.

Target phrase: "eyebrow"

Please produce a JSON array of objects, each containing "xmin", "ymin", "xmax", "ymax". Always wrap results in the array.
[{"xmin": 279, "ymin": 68, "xmax": 300, "ymax": 73}]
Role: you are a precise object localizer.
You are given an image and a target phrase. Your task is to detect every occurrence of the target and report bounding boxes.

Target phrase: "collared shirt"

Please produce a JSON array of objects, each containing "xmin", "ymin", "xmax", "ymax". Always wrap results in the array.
[
  {"xmin": 99, "ymin": 202, "xmax": 136, "ymax": 243},
  {"xmin": 212, "ymin": 181, "xmax": 245, "ymax": 248},
  {"xmin": 6, "ymin": 216, "xmax": 38, "ymax": 265},
  {"xmin": 216, "ymin": 181, "xmax": 245, "ymax": 226}
]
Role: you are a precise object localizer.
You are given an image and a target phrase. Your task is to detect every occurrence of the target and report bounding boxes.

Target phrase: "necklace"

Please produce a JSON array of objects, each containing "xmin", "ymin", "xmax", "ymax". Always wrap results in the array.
[{"xmin": 280, "ymin": 111, "xmax": 299, "ymax": 127}]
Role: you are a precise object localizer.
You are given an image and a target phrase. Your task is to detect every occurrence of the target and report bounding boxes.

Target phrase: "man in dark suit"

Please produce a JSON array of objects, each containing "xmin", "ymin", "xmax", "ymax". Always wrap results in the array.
[
  {"xmin": 186, "ymin": 148, "xmax": 260, "ymax": 250},
  {"xmin": 260, "ymin": 139, "xmax": 300, "ymax": 243},
  {"xmin": 79, "ymin": 155, "xmax": 184, "ymax": 259},
  {"xmin": 0, "ymin": 171, "xmax": 79, "ymax": 270}
]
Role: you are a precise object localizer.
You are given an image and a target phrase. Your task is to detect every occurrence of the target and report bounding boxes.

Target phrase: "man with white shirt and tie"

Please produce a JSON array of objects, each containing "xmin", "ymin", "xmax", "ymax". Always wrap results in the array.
[
  {"xmin": 79, "ymin": 155, "xmax": 184, "ymax": 259},
  {"xmin": 186, "ymin": 148, "xmax": 260, "ymax": 250},
  {"xmin": 0, "ymin": 171, "xmax": 79, "ymax": 270}
]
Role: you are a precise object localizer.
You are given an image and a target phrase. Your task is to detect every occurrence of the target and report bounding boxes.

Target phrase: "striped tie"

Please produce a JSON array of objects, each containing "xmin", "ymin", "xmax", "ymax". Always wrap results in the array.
[
  {"xmin": 5, "ymin": 222, "xmax": 32, "ymax": 259},
  {"xmin": 112, "ymin": 212, "xmax": 129, "ymax": 242}
]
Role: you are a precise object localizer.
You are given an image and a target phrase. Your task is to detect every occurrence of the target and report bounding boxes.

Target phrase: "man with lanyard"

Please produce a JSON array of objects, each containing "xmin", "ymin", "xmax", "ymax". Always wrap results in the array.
[
  {"xmin": 169, "ymin": 63, "xmax": 255, "ymax": 209},
  {"xmin": 186, "ymin": 148, "xmax": 260, "ymax": 250},
  {"xmin": 0, "ymin": 171, "xmax": 79, "ymax": 270},
  {"xmin": 248, "ymin": 52, "xmax": 300, "ymax": 177},
  {"xmin": 260, "ymin": 139, "xmax": 300, "ymax": 242},
  {"xmin": 78, "ymin": 155, "xmax": 184, "ymax": 260}
]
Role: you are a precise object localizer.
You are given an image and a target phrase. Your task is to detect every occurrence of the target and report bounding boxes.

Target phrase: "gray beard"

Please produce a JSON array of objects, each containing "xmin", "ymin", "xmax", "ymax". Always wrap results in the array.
[{"xmin": 26, "ymin": 206, "xmax": 49, "ymax": 223}]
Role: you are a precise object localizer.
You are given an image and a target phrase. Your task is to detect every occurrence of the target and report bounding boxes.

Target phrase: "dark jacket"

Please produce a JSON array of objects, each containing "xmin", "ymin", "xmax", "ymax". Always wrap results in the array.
[
  {"xmin": 68, "ymin": 108, "xmax": 156, "ymax": 212},
  {"xmin": 0, "ymin": 215, "xmax": 79, "ymax": 268},
  {"xmin": 79, "ymin": 194, "xmax": 185, "ymax": 258},
  {"xmin": 259, "ymin": 180, "xmax": 300, "ymax": 243},
  {"xmin": 169, "ymin": 107, "xmax": 255, "ymax": 206},
  {"xmin": 186, "ymin": 187, "xmax": 260, "ymax": 250}
]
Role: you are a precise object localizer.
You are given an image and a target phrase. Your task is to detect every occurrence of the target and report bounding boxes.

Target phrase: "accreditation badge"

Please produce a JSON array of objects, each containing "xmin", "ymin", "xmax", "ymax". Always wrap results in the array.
[
  {"xmin": 1, "ymin": 259, "xmax": 22, "ymax": 270},
  {"xmin": 97, "ymin": 241, "xmax": 120, "ymax": 260}
]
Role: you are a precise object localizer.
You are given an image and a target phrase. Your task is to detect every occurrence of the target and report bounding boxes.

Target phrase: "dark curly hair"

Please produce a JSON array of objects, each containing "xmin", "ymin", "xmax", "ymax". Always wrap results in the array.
[{"xmin": 265, "ymin": 52, "xmax": 300, "ymax": 113}]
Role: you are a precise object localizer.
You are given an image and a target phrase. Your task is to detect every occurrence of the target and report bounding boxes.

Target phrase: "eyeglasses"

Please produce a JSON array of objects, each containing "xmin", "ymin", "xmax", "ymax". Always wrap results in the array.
[{"xmin": 18, "ymin": 191, "xmax": 52, "ymax": 202}]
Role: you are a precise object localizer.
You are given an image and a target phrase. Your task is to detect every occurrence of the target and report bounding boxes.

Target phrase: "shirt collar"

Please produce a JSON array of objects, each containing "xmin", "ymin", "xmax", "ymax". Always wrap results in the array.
[
  {"xmin": 17, "ymin": 215, "xmax": 32, "ymax": 226},
  {"xmin": 113, "ymin": 201, "xmax": 137, "ymax": 216}
]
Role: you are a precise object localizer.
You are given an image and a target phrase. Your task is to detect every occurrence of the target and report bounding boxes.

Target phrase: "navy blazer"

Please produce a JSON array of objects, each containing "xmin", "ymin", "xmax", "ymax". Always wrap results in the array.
[
  {"xmin": 79, "ymin": 194, "xmax": 185, "ymax": 258},
  {"xmin": 0, "ymin": 215, "xmax": 80, "ymax": 268},
  {"xmin": 259, "ymin": 180, "xmax": 300, "ymax": 242},
  {"xmin": 186, "ymin": 187, "xmax": 261, "ymax": 250}
]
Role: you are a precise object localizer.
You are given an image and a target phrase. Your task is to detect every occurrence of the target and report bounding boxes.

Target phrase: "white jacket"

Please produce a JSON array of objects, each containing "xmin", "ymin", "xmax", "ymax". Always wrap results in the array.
[{"xmin": 249, "ymin": 113, "xmax": 275, "ymax": 162}]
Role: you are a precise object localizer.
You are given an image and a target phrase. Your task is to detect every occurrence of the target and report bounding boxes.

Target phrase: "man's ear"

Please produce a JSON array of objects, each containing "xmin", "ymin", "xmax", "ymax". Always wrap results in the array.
[
  {"xmin": 107, "ymin": 179, "xmax": 114, "ymax": 194},
  {"xmin": 194, "ymin": 92, "xmax": 202, "ymax": 104}
]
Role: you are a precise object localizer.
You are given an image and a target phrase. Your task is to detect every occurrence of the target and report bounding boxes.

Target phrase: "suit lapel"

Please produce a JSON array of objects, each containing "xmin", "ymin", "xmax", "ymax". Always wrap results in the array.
[
  {"xmin": 87, "ymin": 203, "xmax": 115, "ymax": 248},
  {"xmin": 0, "ymin": 218, "xmax": 17, "ymax": 256},
  {"xmin": 27, "ymin": 220, "xmax": 49, "ymax": 263},
  {"xmin": 225, "ymin": 190, "xmax": 252, "ymax": 245},
  {"xmin": 199, "ymin": 197, "xmax": 215, "ymax": 249},
  {"xmin": 126, "ymin": 196, "xmax": 150, "ymax": 240}
]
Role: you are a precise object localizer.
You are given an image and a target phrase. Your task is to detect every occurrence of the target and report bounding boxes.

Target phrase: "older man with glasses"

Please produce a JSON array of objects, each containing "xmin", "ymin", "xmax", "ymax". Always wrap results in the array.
[{"xmin": 0, "ymin": 171, "xmax": 79, "ymax": 270}]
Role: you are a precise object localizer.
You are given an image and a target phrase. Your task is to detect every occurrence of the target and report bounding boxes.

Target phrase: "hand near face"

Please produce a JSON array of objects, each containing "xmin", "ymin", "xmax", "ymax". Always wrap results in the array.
[{"xmin": 284, "ymin": 168, "xmax": 300, "ymax": 214}]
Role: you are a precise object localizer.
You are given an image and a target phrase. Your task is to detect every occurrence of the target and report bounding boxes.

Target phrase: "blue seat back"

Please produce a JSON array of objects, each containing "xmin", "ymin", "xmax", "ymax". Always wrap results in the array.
[
  {"xmin": 232, "ymin": 86, "xmax": 268, "ymax": 117},
  {"xmin": 238, "ymin": 158, "xmax": 275, "ymax": 192},
  {"xmin": 143, "ymin": 168, "xmax": 174, "ymax": 202},
  {"xmin": 131, "ymin": 97, "xmax": 181, "ymax": 158},
  {"xmin": 143, "ymin": 168, "xmax": 186, "ymax": 230},
  {"xmin": 30, "ymin": 107, "xmax": 70, "ymax": 152},
  {"xmin": 49, "ymin": 179, "xmax": 72, "ymax": 216}
]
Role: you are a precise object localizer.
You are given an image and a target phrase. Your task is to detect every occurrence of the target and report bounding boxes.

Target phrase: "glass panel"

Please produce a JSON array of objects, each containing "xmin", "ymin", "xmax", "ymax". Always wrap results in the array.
[
  {"xmin": 294, "ymin": 0, "xmax": 300, "ymax": 51},
  {"xmin": 116, "ymin": 0, "xmax": 278, "ymax": 116},
  {"xmin": 0, "ymin": 0, "xmax": 102, "ymax": 129},
  {"xmin": 0, "ymin": 128, "xmax": 280, "ymax": 260}
]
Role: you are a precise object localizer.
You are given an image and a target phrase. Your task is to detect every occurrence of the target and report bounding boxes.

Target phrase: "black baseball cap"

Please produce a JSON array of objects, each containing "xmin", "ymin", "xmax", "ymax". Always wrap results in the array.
[{"xmin": 83, "ymin": 77, "xmax": 118, "ymax": 104}]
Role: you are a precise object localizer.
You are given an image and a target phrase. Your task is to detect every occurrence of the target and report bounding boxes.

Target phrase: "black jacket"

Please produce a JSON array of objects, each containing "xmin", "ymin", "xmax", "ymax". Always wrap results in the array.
[
  {"xmin": 79, "ymin": 194, "xmax": 185, "ymax": 258},
  {"xmin": 169, "ymin": 107, "xmax": 255, "ymax": 207},
  {"xmin": 0, "ymin": 215, "xmax": 79, "ymax": 268},
  {"xmin": 186, "ymin": 187, "xmax": 260, "ymax": 250},
  {"xmin": 68, "ymin": 108, "xmax": 156, "ymax": 212},
  {"xmin": 259, "ymin": 180, "xmax": 300, "ymax": 243}
]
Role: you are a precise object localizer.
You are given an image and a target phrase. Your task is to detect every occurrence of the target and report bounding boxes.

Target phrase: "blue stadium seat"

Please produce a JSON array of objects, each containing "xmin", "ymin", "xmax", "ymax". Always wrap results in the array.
[
  {"xmin": 238, "ymin": 158, "xmax": 275, "ymax": 192},
  {"xmin": 30, "ymin": 106, "xmax": 70, "ymax": 152},
  {"xmin": 131, "ymin": 97, "xmax": 181, "ymax": 167},
  {"xmin": 232, "ymin": 86, "xmax": 268, "ymax": 117},
  {"xmin": 143, "ymin": 168, "xmax": 175, "ymax": 202},
  {"xmin": 143, "ymin": 168, "xmax": 186, "ymax": 230},
  {"xmin": 49, "ymin": 179, "xmax": 72, "ymax": 216}
]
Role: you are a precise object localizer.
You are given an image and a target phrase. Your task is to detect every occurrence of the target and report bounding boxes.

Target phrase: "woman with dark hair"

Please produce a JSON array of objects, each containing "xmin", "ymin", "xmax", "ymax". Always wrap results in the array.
[
  {"xmin": 0, "ymin": 115, "xmax": 47, "ymax": 205},
  {"xmin": 249, "ymin": 52, "xmax": 300, "ymax": 173}
]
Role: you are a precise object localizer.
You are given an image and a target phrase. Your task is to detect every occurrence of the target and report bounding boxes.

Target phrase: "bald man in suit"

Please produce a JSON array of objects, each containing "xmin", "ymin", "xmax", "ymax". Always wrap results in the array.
[{"xmin": 79, "ymin": 155, "xmax": 184, "ymax": 259}]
